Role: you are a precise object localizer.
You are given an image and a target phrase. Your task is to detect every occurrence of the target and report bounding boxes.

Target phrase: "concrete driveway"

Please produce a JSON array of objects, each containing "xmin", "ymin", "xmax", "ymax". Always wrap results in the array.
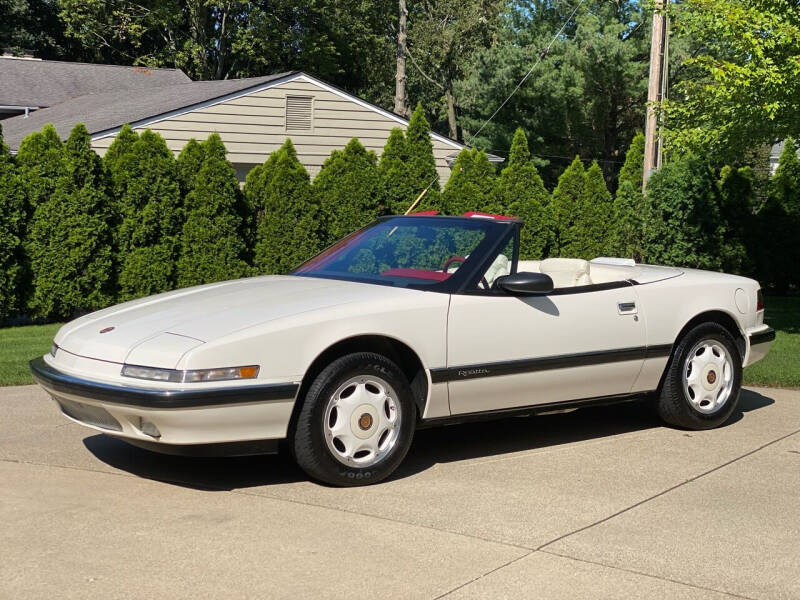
[{"xmin": 1, "ymin": 384, "xmax": 798, "ymax": 599}]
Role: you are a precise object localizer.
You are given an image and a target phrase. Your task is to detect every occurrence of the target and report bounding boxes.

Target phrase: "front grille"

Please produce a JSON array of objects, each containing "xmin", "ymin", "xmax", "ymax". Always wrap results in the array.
[{"xmin": 56, "ymin": 397, "xmax": 123, "ymax": 431}]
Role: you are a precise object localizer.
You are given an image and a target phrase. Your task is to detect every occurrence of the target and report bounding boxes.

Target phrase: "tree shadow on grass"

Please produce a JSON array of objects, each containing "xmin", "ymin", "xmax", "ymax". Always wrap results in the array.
[{"xmin": 83, "ymin": 388, "xmax": 775, "ymax": 490}]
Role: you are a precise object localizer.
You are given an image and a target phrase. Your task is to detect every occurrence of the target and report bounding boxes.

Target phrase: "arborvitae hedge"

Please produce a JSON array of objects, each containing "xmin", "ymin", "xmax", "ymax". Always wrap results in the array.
[
  {"xmin": 176, "ymin": 138, "xmax": 205, "ymax": 197},
  {"xmin": 494, "ymin": 128, "xmax": 552, "ymax": 260},
  {"xmin": 315, "ymin": 138, "xmax": 381, "ymax": 244},
  {"xmin": 254, "ymin": 140, "xmax": 322, "ymax": 274},
  {"xmin": 642, "ymin": 155, "xmax": 725, "ymax": 270},
  {"xmin": 577, "ymin": 161, "xmax": 614, "ymax": 259},
  {"xmin": 613, "ymin": 134, "xmax": 646, "ymax": 260},
  {"xmin": 177, "ymin": 133, "xmax": 248, "ymax": 287},
  {"xmin": 759, "ymin": 139, "xmax": 800, "ymax": 292},
  {"xmin": 114, "ymin": 130, "xmax": 182, "ymax": 301},
  {"xmin": 550, "ymin": 156, "xmax": 586, "ymax": 257},
  {"xmin": 405, "ymin": 103, "xmax": 441, "ymax": 212},
  {"xmin": 16, "ymin": 125, "xmax": 64, "ymax": 214},
  {"xmin": 0, "ymin": 125, "xmax": 25, "ymax": 319},
  {"xmin": 4, "ymin": 120, "xmax": 800, "ymax": 324},
  {"xmin": 377, "ymin": 128, "xmax": 413, "ymax": 215},
  {"xmin": 26, "ymin": 124, "xmax": 114, "ymax": 319},
  {"xmin": 442, "ymin": 148, "xmax": 495, "ymax": 215},
  {"xmin": 103, "ymin": 124, "xmax": 138, "ymax": 200},
  {"xmin": 718, "ymin": 165, "xmax": 755, "ymax": 277}
]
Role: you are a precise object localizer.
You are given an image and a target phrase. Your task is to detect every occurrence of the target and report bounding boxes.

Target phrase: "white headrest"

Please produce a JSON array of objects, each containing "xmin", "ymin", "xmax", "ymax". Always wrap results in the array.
[{"xmin": 540, "ymin": 258, "xmax": 591, "ymax": 288}]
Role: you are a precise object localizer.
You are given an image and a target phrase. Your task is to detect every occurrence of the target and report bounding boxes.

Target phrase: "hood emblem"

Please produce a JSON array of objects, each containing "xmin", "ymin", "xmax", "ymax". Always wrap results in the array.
[{"xmin": 99, "ymin": 326, "xmax": 115, "ymax": 334}]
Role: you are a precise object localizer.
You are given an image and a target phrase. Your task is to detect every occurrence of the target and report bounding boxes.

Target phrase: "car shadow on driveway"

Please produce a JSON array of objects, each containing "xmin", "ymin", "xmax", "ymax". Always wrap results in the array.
[{"xmin": 83, "ymin": 389, "xmax": 774, "ymax": 490}]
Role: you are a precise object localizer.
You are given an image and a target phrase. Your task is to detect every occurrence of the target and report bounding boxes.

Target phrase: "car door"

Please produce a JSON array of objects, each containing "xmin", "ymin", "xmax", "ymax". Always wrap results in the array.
[{"xmin": 444, "ymin": 273, "xmax": 646, "ymax": 416}]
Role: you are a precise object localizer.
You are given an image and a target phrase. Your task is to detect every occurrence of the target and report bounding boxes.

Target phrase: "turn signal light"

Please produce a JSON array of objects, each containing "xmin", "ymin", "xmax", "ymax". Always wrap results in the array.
[{"xmin": 122, "ymin": 364, "xmax": 260, "ymax": 383}]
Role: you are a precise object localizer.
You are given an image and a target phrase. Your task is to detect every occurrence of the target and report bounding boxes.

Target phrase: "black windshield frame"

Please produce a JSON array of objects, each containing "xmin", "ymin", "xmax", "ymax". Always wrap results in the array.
[{"xmin": 291, "ymin": 215, "xmax": 520, "ymax": 294}]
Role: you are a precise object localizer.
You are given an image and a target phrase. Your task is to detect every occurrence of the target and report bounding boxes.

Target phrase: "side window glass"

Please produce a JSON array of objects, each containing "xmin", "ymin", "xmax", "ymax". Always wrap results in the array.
[{"xmin": 477, "ymin": 236, "xmax": 515, "ymax": 290}]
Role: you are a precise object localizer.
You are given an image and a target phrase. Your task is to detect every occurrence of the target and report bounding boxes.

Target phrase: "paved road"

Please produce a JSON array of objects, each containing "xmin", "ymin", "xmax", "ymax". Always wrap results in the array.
[{"xmin": 1, "ymin": 385, "xmax": 798, "ymax": 599}]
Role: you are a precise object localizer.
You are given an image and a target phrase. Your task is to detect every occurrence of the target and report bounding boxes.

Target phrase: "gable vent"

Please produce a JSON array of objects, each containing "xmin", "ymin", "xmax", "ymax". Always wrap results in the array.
[{"xmin": 285, "ymin": 95, "xmax": 313, "ymax": 131}]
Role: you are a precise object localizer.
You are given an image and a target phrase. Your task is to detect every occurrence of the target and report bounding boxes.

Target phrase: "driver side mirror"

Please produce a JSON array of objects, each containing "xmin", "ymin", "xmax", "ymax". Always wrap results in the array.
[{"xmin": 495, "ymin": 272, "xmax": 554, "ymax": 295}]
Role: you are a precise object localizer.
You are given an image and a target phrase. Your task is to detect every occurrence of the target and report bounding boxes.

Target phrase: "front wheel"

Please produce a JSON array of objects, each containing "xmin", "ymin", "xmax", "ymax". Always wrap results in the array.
[
  {"xmin": 293, "ymin": 352, "xmax": 416, "ymax": 486},
  {"xmin": 656, "ymin": 322, "xmax": 742, "ymax": 429}
]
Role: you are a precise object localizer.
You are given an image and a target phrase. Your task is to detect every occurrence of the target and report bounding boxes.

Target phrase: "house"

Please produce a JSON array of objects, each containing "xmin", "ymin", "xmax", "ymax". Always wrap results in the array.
[
  {"xmin": 2, "ymin": 65, "xmax": 498, "ymax": 184},
  {"xmin": 0, "ymin": 55, "xmax": 190, "ymax": 119},
  {"xmin": 769, "ymin": 141, "xmax": 800, "ymax": 175}
]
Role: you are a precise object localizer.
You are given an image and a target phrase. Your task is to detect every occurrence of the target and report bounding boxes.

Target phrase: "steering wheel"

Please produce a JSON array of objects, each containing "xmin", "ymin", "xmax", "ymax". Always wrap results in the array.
[{"xmin": 442, "ymin": 255, "xmax": 467, "ymax": 273}]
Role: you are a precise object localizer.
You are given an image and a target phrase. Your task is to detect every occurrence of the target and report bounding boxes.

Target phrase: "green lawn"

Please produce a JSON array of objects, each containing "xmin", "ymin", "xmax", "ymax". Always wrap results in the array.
[
  {"xmin": 0, "ymin": 323, "xmax": 62, "ymax": 386},
  {"xmin": 742, "ymin": 296, "xmax": 800, "ymax": 388},
  {"xmin": 0, "ymin": 296, "xmax": 797, "ymax": 388}
]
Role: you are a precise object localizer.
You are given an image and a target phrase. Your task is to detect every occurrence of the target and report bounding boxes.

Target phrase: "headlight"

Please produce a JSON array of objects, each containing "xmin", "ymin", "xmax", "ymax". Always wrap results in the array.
[
  {"xmin": 121, "ymin": 364, "xmax": 259, "ymax": 383},
  {"xmin": 50, "ymin": 343, "xmax": 58, "ymax": 357}
]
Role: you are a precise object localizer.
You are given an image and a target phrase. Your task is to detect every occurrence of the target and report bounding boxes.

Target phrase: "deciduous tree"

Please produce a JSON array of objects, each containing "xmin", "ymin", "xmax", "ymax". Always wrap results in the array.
[{"xmin": 666, "ymin": 0, "xmax": 800, "ymax": 158}]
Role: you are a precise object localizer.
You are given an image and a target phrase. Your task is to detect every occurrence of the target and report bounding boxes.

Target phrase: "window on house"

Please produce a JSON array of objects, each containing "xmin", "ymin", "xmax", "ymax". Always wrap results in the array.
[{"xmin": 285, "ymin": 95, "xmax": 313, "ymax": 131}]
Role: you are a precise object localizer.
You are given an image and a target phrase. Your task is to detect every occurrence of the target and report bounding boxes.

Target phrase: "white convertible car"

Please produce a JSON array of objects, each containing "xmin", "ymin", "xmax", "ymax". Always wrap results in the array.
[{"xmin": 31, "ymin": 213, "xmax": 775, "ymax": 485}]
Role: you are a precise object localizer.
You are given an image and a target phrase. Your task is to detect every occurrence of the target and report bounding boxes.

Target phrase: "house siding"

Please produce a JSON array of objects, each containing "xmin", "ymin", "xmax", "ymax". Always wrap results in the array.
[{"xmin": 91, "ymin": 76, "xmax": 460, "ymax": 185}]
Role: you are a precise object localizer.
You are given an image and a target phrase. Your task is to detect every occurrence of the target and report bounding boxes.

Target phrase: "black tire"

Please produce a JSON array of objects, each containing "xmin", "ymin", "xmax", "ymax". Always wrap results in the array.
[
  {"xmin": 293, "ymin": 352, "xmax": 416, "ymax": 486},
  {"xmin": 656, "ymin": 322, "xmax": 742, "ymax": 430}
]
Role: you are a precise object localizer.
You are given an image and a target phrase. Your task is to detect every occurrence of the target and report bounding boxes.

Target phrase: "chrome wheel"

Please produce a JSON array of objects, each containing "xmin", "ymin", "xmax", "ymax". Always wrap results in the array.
[
  {"xmin": 323, "ymin": 375, "xmax": 401, "ymax": 467},
  {"xmin": 683, "ymin": 339, "xmax": 734, "ymax": 414}
]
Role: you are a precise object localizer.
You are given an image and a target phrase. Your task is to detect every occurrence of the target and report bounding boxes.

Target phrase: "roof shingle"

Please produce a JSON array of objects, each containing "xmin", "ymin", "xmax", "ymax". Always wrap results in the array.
[
  {"xmin": 0, "ymin": 57, "xmax": 191, "ymax": 108},
  {"xmin": 2, "ymin": 72, "xmax": 295, "ymax": 150}
]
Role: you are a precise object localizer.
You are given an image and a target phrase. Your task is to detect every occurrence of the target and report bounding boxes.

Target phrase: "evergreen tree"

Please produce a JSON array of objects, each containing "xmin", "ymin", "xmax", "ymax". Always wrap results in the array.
[
  {"xmin": 114, "ymin": 129, "xmax": 182, "ymax": 300},
  {"xmin": 177, "ymin": 133, "xmax": 248, "ymax": 287},
  {"xmin": 26, "ymin": 124, "xmax": 114, "ymax": 319},
  {"xmin": 377, "ymin": 128, "xmax": 413, "ymax": 215},
  {"xmin": 254, "ymin": 140, "xmax": 322, "ymax": 274},
  {"xmin": 576, "ymin": 161, "xmax": 614, "ymax": 259},
  {"xmin": 404, "ymin": 103, "xmax": 441, "ymax": 212},
  {"xmin": 15, "ymin": 125, "xmax": 64, "ymax": 214},
  {"xmin": 315, "ymin": 138, "xmax": 381, "ymax": 244},
  {"xmin": 494, "ymin": 128, "xmax": 552, "ymax": 259},
  {"xmin": 642, "ymin": 155, "xmax": 724, "ymax": 270},
  {"xmin": 442, "ymin": 148, "xmax": 496, "ymax": 216},
  {"xmin": 718, "ymin": 165, "xmax": 755, "ymax": 276},
  {"xmin": 0, "ymin": 124, "xmax": 26, "ymax": 320},
  {"xmin": 103, "ymin": 124, "xmax": 138, "ymax": 199},
  {"xmin": 176, "ymin": 138, "xmax": 205, "ymax": 197},
  {"xmin": 550, "ymin": 156, "xmax": 586, "ymax": 257},
  {"xmin": 612, "ymin": 134, "xmax": 646, "ymax": 260},
  {"xmin": 758, "ymin": 139, "xmax": 800, "ymax": 291}
]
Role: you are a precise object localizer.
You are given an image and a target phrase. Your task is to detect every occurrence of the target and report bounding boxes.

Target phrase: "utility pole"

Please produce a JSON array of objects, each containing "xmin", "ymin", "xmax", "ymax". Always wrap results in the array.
[
  {"xmin": 643, "ymin": 0, "xmax": 670, "ymax": 191},
  {"xmin": 394, "ymin": 0, "xmax": 410, "ymax": 117}
]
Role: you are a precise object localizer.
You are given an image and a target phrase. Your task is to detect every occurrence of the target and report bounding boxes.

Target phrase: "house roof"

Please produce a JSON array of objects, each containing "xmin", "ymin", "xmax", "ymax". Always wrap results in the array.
[
  {"xmin": 0, "ymin": 56, "xmax": 191, "ymax": 109},
  {"xmin": 2, "ymin": 69, "xmax": 493, "ymax": 163},
  {"xmin": 2, "ymin": 73, "xmax": 294, "ymax": 150}
]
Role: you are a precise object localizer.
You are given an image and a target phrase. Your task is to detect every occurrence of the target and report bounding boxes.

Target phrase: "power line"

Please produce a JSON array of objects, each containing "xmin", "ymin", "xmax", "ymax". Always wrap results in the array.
[
  {"xmin": 465, "ymin": 0, "xmax": 587, "ymax": 146},
  {"xmin": 405, "ymin": 0, "xmax": 588, "ymax": 214}
]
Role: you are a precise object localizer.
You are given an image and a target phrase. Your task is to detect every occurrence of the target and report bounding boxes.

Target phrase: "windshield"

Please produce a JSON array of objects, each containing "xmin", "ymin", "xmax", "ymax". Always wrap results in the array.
[{"xmin": 293, "ymin": 217, "xmax": 503, "ymax": 289}]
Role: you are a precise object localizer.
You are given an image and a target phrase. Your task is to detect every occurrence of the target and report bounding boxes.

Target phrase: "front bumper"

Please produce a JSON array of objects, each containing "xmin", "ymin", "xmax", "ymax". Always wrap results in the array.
[
  {"xmin": 30, "ymin": 357, "xmax": 298, "ymax": 451},
  {"xmin": 744, "ymin": 326, "xmax": 776, "ymax": 367}
]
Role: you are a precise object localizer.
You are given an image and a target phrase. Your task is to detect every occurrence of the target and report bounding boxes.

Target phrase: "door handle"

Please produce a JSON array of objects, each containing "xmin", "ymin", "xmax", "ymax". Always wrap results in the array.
[{"xmin": 618, "ymin": 301, "xmax": 637, "ymax": 314}]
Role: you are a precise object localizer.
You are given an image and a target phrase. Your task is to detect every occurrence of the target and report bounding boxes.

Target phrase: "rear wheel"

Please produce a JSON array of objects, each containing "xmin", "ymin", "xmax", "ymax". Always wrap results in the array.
[
  {"xmin": 293, "ymin": 352, "xmax": 416, "ymax": 486},
  {"xmin": 656, "ymin": 323, "xmax": 742, "ymax": 429}
]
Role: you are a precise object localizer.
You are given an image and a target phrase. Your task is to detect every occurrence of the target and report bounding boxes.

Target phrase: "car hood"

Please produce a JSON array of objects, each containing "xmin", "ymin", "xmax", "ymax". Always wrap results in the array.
[{"xmin": 55, "ymin": 275, "xmax": 401, "ymax": 364}]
